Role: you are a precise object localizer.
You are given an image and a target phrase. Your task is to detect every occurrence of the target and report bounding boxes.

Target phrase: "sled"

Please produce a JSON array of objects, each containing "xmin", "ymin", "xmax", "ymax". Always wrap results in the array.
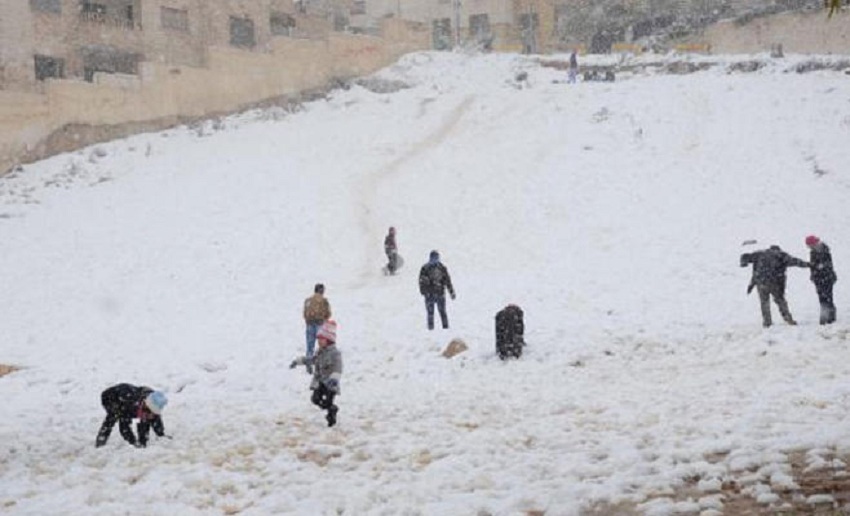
[{"xmin": 382, "ymin": 254, "xmax": 404, "ymax": 276}]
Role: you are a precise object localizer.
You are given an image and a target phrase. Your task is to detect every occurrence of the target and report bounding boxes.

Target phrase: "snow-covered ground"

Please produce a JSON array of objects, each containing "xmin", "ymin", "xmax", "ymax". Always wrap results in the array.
[{"xmin": 1, "ymin": 51, "xmax": 849, "ymax": 515}]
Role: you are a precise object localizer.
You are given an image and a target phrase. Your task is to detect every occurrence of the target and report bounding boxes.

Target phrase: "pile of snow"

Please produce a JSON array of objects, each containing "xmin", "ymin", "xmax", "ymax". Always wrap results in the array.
[{"xmin": 1, "ymin": 51, "xmax": 849, "ymax": 514}]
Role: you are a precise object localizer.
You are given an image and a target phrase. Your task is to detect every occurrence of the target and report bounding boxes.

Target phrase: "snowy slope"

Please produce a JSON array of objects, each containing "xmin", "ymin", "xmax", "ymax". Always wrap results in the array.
[{"xmin": 1, "ymin": 51, "xmax": 849, "ymax": 515}]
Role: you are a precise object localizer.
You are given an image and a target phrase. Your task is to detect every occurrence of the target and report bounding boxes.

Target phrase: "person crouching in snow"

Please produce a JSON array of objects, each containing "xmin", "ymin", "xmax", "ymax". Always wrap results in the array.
[
  {"xmin": 293, "ymin": 320, "xmax": 343, "ymax": 426},
  {"xmin": 95, "ymin": 383, "xmax": 168, "ymax": 448}
]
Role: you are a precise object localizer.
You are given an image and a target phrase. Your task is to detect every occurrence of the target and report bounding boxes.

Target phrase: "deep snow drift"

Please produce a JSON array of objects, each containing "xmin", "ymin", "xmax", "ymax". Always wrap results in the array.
[{"xmin": 1, "ymin": 51, "xmax": 849, "ymax": 515}]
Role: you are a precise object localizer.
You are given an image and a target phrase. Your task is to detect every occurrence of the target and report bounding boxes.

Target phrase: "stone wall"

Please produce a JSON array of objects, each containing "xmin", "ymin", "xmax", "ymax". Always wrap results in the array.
[
  {"xmin": 689, "ymin": 9, "xmax": 850, "ymax": 55},
  {"xmin": 0, "ymin": 18, "xmax": 428, "ymax": 175}
]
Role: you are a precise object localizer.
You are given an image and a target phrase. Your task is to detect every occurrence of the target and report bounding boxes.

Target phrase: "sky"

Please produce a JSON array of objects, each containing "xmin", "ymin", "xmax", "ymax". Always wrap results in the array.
[{"xmin": 1, "ymin": 50, "xmax": 849, "ymax": 515}]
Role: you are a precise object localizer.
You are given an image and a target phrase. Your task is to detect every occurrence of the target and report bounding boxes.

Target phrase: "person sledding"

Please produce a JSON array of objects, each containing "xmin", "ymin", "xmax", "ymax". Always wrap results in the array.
[
  {"xmin": 95, "ymin": 383, "xmax": 168, "ymax": 448},
  {"xmin": 291, "ymin": 319, "xmax": 343, "ymax": 427}
]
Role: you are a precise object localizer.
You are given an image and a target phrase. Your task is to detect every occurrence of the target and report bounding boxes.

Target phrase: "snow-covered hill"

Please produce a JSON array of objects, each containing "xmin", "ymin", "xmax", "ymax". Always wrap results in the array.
[{"xmin": 1, "ymin": 51, "xmax": 849, "ymax": 515}]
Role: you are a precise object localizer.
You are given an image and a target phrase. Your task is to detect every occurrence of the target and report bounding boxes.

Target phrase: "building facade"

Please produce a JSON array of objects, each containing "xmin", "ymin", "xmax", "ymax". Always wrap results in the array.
[{"xmin": 1, "ymin": 0, "xmax": 364, "ymax": 93}]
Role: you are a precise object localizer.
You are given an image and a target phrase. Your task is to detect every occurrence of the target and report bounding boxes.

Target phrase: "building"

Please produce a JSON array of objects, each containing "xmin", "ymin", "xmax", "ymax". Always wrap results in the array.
[{"xmin": 1, "ymin": 0, "xmax": 362, "ymax": 93}]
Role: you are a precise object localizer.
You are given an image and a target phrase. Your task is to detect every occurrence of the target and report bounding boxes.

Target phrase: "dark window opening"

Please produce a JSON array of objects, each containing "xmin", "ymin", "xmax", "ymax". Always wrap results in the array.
[
  {"xmin": 432, "ymin": 18, "xmax": 452, "ymax": 50},
  {"xmin": 351, "ymin": 1, "xmax": 366, "ymax": 16},
  {"xmin": 161, "ymin": 6, "xmax": 189, "ymax": 32},
  {"xmin": 229, "ymin": 16, "xmax": 256, "ymax": 48},
  {"xmin": 30, "ymin": 0, "xmax": 62, "ymax": 14},
  {"xmin": 34, "ymin": 55, "xmax": 65, "ymax": 81},
  {"xmin": 469, "ymin": 14, "xmax": 492, "ymax": 50},
  {"xmin": 270, "ymin": 12, "xmax": 295, "ymax": 36},
  {"xmin": 80, "ymin": 46, "xmax": 141, "ymax": 82}
]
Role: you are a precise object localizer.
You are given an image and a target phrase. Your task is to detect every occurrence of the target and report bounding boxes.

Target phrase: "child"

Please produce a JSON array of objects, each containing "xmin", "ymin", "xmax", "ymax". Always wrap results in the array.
[
  {"xmin": 291, "ymin": 319, "xmax": 343, "ymax": 426},
  {"xmin": 95, "ymin": 383, "xmax": 168, "ymax": 448}
]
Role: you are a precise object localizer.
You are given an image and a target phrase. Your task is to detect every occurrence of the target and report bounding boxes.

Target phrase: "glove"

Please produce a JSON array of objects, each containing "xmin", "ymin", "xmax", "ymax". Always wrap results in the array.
[
  {"xmin": 450, "ymin": 292, "xmax": 456, "ymax": 300},
  {"xmin": 326, "ymin": 379, "xmax": 339, "ymax": 393},
  {"xmin": 289, "ymin": 360, "xmax": 298, "ymax": 369}
]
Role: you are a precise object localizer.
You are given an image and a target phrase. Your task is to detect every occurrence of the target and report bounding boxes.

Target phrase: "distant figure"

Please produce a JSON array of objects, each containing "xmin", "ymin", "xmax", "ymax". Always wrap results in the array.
[
  {"xmin": 495, "ymin": 304, "xmax": 525, "ymax": 360},
  {"xmin": 740, "ymin": 245, "xmax": 810, "ymax": 327},
  {"xmin": 805, "ymin": 235, "xmax": 837, "ymax": 324},
  {"xmin": 384, "ymin": 227, "xmax": 399, "ymax": 275},
  {"xmin": 303, "ymin": 283, "xmax": 331, "ymax": 372},
  {"xmin": 568, "ymin": 50, "xmax": 578, "ymax": 84},
  {"xmin": 292, "ymin": 320, "xmax": 342, "ymax": 427},
  {"xmin": 95, "ymin": 383, "xmax": 168, "ymax": 448},
  {"xmin": 418, "ymin": 250, "xmax": 456, "ymax": 330}
]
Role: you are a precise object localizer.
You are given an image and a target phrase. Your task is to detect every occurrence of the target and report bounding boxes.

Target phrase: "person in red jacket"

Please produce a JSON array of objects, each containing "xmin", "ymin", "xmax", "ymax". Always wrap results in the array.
[{"xmin": 95, "ymin": 383, "xmax": 168, "ymax": 448}]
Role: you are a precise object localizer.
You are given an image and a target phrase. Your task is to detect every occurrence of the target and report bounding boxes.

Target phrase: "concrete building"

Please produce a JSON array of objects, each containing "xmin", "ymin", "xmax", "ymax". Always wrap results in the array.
[{"xmin": 0, "ymin": 0, "xmax": 362, "ymax": 93}]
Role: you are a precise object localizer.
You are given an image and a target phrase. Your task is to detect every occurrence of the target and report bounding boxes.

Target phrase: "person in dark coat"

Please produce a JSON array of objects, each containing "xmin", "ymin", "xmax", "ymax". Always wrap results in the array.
[
  {"xmin": 95, "ymin": 383, "xmax": 167, "ymax": 448},
  {"xmin": 418, "ymin": 250, "xmax": 455, "ymax": 330},
  {"xmin": 805, "ymin": 235, "xmax": 837, "ymax": 324},
  {"xmin": 740, "ymin": 245, "xmax": 810, "ymax": 327},
  {"xmin": 496, "ymin": 304, "xmax": 525, "ymax": 360},
  {"xmin": 384, "ymin": 227, "xmax": 399, "ymax": 275}
]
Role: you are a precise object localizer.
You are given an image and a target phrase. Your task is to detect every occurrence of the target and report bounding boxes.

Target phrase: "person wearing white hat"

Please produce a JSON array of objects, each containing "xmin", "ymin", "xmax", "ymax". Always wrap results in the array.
[{"xmin": 95, "ymin": 383, "xmax": 168, "ymax": 448}]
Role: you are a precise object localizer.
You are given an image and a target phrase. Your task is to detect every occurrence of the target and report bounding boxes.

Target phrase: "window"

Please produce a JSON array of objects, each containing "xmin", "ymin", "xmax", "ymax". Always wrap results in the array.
[
  {"xmin": 432, "ymin": 18, "xmax": 452, "ymax": 50},
  {"xmin": 34, "ymin": 55, "xmax": 65, "ymax": 81},
  {"xmin": 351, "ymin": 1, "xmax": 366, "ymax": 15},
  {"xmin": 161, "ymin": 6, "xmax": 189, "ymax": 32},
  {"xmin": 29, "ymin": 0, "xmax": 62, "ymax": 14},
  {"xmin": 80, "ymin": 1, "xmax": 107, "ymax": 16},
  {"xmin": 229, "ymin": 16, "xmax": 255, "ymax": 48},
  {"xmin": 269, "ymin": 11, "xmax": 295, "ymax": 36}
]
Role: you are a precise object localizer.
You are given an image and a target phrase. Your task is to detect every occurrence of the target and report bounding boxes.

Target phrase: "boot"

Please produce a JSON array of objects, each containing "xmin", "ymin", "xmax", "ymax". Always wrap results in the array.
[{"xmin": 326, "ymin": 405, "xmax": 338, "ymax": 427}]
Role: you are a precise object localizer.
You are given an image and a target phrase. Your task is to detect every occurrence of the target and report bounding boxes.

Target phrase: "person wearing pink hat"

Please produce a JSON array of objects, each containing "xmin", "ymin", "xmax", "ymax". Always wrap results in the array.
[
  {"xmin": 805, "ymin": 235, "xmax": 837, "ymax": 324},
  {"xmin": 292, "ymin": 319, "xmax": 343, "ymax": 427}
]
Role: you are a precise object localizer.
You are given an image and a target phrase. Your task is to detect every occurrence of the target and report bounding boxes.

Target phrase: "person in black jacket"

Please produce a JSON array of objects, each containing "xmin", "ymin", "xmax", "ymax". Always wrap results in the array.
[
  {"xmin": 740, "ymin": 245, "xmax": 810, "ymax": 327},
  {"xmin": 805, "ymin": 235, "xmax": 837, "ymax": 324},
  {"xmin": 95, "ymin": 383, "xmax": 168, "ymax": 448},
  {"xmin": 496, "ymin": 304, "xmax": 525, "ymax": 359},
  {"xmin": 384, "ymin": 227, "xmax": 399, "ymax": 275},
  {"xmin": 418, "ymin": 250, "xmax": 455, "ymax": 330}
]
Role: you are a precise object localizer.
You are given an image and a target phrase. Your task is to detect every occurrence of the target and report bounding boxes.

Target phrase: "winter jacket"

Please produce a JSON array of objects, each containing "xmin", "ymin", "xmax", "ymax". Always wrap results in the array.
[
  {"xmin": 740, "ymin": 246, "xmax": 809, "ymax": 291},
  {"xmin": 384, "ymin": 233, "xmax": 397, "ymax": 253},
  {"xmin": 809, "ymin": 242, "xmax": 837, "ymax": 286},
  {"xmin": 100, "ymin": 383, "xmax": 164, "ymax": 447},
  {"xmin": 303, "ymin": 294, "xmax": 331, "ymax": 325},
  {"xmin": 419, "ymin": 262, "xmax": 455, "ymax": 297},
  {"xmin": 496, "ymin": 305, "xmax": 525, "ymax": 346},
  {"xmin": 310, "ymin": 344, "xmax": 343, "ymax": 394}
]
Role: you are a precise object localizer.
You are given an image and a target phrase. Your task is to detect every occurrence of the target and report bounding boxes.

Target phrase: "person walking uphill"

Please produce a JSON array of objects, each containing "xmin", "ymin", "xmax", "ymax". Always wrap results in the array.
[
  {"xmin": 292, "ymin": 320, "xmax": 343, "ymax": 427},
  {"xmin": 805, "ymin": 235, "xmax": 837, "ymax": 324},
  {"xmin": 303, "ymin": 283, "xmax": 331, "ymax": 372},
  {"xmin": 740, "ymin": 245, "xmax": 810, "ymax": 327},
  {"xmin": 418, "ymin": 250, "xmax": 456, "ymax": 330},
  {"xmin": 95, "ymin": 383, "xmax": 168, "ymax": 448}
]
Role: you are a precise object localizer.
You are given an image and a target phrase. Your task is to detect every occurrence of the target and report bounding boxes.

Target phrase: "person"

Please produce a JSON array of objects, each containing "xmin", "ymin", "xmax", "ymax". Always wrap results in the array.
[
  {"xmin": 303, "ymin": 283, "xmax": 331, "ymax": 372},
  {"xmin": 291, "ymin": 320, "xmax": 342, "ymax": 427},
  {"xmin": 740, "ymin": 245, "xmax": 810, "ymax": 327},
  {"xmin": 95, "ymin": 383, "xmax": 168, "ymax": 448},
  {"xmin": 568, "ymin": 50, "xmax": 578, "ymax": 84},
  {"xmin": 805, "ymin": 235, "xmax": 837, "ymax": 324},
  {"xmin": 384, "ymin": 227, "xmax": 399, "ymax": 275},
  {"xmin": 418, "ymin": 250, "xmax": 456, "ymax": 330},
  {"xmin": 495, "ymin": 304, "xmax": 525, "ymax": 360}
]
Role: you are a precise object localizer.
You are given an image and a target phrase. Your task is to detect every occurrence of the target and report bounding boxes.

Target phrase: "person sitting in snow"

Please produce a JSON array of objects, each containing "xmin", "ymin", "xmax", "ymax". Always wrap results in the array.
[
  {"xmin": 95, "ymin": 383, "xmax": 168, "ymax": 448},
  {"xmin": 804, "ymin": 235, "xmax": 837, "ymax": 325},
  {"xmin": 495, "ymin": 304, "xmax": 525, "ymax": 360},
  {"xmin": 291, "ymin": 319, "xmax": 343, "ymax": 427},
  {"xmin": 740, "ymin": 245, "xmax": 810, "ymax": 328}
]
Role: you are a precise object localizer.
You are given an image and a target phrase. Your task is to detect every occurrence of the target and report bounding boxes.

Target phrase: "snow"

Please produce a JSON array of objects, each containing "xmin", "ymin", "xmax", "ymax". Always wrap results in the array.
[{"xmin": 1, "ymin": 50, "xmax": 849, "ymax": 515}]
